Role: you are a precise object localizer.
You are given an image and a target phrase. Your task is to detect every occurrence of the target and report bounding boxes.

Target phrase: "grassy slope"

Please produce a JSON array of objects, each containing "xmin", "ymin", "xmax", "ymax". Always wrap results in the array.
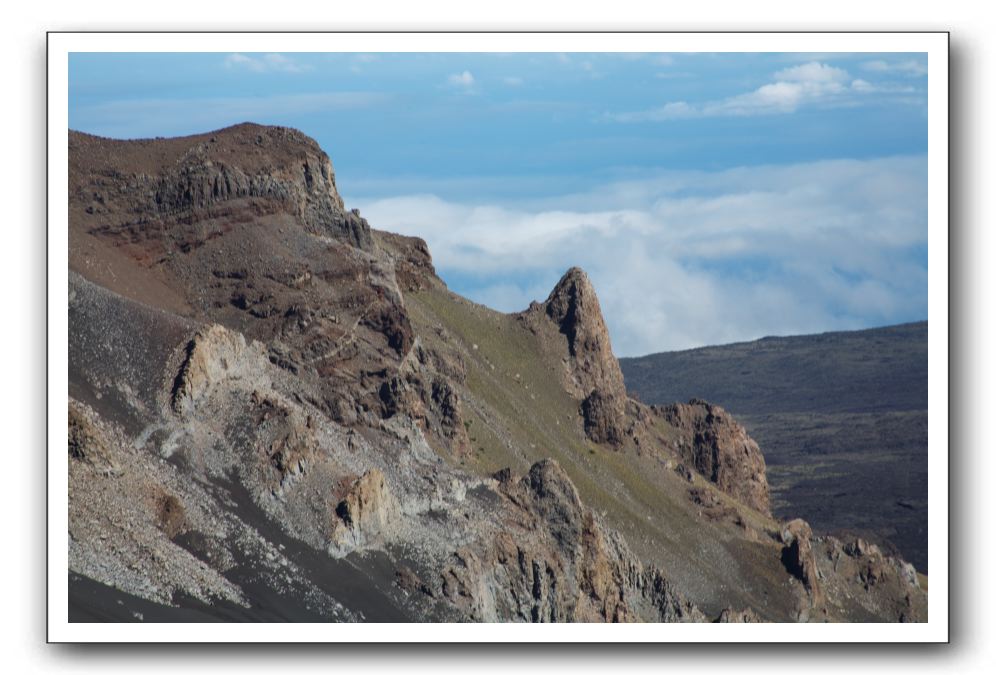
[
  {"xmin": 619, "ymin": 321, "xmax": 928, "ymax": 572},
  {"xmin": 407, "ymin": 287, "xmax": 799, "ymax": 620}
]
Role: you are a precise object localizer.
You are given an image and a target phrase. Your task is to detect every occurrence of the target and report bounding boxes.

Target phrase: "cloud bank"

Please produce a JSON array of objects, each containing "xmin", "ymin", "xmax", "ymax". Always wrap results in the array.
[
  {"xmin": 356, "ymin": 156, "xmax": 927, "ymax": 355},
  {"xmin": 610, "ymin": 61, "xmax": 924, "ymax": 121}
]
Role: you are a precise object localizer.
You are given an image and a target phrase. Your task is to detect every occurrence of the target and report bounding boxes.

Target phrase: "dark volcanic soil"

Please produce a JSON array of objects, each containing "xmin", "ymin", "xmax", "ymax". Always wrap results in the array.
[
  {"xmin": 67, "ymin": 123, "xmax": 928, "ymax": 624},
  {"xmin": 620, "ymin": 322, "xmax": 929, "ymax": 572}
]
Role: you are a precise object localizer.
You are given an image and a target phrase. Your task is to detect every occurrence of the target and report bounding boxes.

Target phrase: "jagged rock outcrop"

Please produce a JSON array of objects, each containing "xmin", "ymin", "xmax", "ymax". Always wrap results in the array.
[
  {"xmin": 716, "ymin": 607, "xmax": 764, "ymax": 623},
  {"xmin": 521, "ymin": 268, "xmax": 628, "ymax": 446},
  {"xmin": 378, "ymin": 340, "xmax": 470, "ymax": 453},
  {"xmin": 249, "ymin": 391, "xmax": 319, "ymax": 491},
  {"xmin": 170, "ymin": 324, "xmax": 268, "ymax": 414},
  {"xmin": 780, "ymin": 518, "xmax": 824, "ymax": 607},
  {"xmin": 542, "ymin": 268, "xmax": 626, "ymax": 400},
  {"xmin": 439, "ymin": 460, "xmax": 705, "ymax": 622},
  {"xmin": 655, "ymin": 399, "xmax": 770, "ymax": 514},
  {"xmin": 818, "ymin": 534, "xmax": 926, "ymax": 622},
  {"xmin": 69, "ymin": 124, "xmax": 372, "ymax": 253},
  {"xmin": 328, "ymin": 469, "xmax": 401, "ymax": 557},
  {"xmin": 375, "ymin": 231, "xmax": 438, "ymax": 292},
  {"xmin": 67, "ymin": 123, "xmax": 928, "ymax": 624}
]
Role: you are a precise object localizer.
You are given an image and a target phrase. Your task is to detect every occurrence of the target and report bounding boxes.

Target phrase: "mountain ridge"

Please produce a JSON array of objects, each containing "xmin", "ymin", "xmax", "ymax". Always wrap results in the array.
[
  {"xmin": 620, "ymin": 320, "xmax": 929, "ymax": 572},
  {"xmin": 66, "ymin": 123, "xmax": 927, "ymax": 623}
]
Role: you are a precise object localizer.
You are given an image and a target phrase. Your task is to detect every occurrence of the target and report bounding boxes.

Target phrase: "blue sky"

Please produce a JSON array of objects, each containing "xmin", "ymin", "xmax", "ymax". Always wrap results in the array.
[{"xmin": 69, "ymin": 52, "xmax": 929, "ymax": 354}]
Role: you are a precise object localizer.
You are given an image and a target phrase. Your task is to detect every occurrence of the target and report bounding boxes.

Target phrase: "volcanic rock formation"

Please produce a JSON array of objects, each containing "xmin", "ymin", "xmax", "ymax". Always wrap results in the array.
[
  {"xmin": 655, "ymin": 399, "xmax": 771, "ymax": 514},
  {"xmin": 520, "ymin": 267, "xmax": 628, "ymax": 447},
  {"xmin": 66, "ymin": 123, "xmax": 927, "ymax": 624}
]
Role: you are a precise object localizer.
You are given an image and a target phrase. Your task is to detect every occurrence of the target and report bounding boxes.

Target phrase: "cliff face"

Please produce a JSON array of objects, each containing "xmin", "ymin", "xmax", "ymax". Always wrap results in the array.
[
  {"xmin": 67, "ymin": 124, "xmax": 926, "ymax": 624},
  {"xmin": 70, "ymin": 123, "xmax": 371, "ymax": 253}
]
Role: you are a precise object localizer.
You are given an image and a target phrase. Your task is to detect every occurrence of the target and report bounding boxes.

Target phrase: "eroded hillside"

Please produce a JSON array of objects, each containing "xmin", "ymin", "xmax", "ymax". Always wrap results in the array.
[
  {"xmin": 619, "ymin": 323, "xmax": 929, "ymax": 572},
  {"xmin": 67, "ymin": 124, "xmax": 926, "ymax": 623}
]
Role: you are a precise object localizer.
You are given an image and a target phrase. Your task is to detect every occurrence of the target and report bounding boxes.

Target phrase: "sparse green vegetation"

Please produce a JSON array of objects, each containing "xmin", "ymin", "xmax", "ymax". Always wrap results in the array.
[
  {"xmin": 620, "ymin": 323, "xmax": 928, "ymax": 572},
  {"xmin": 406, "ymin": 286, "xmax": 796, "ymax": 618}
]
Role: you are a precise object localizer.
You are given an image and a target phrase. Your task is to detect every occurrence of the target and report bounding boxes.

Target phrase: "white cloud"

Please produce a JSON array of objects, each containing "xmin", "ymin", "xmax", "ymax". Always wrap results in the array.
[
  {"xmin": 773, "ymin": 62, "xmax": 850, "ymax": 83},
  {"xmin": 447, "ymin": 71, "xmax": 475, "ymax": 87},
  {"xmin": 608, "ymin": 61, "xmax": 923, "ymax": 121},
  {"xmin": 502, "ymin": 76, "xmax": 524, "ymax": 86},
  {"xmin": 224, "ymin": 53, "xmax": 311, "ymax": 74},
  {"xmin": 356, "ymin": 156, "xmax": 927, "ymax": 355},
  {"xmin": 862, "ymin": 59, "xmax": 928, "ymax": 77}
]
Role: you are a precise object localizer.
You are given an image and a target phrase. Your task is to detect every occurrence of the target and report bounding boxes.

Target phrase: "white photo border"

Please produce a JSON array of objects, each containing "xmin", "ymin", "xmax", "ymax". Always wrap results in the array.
[{"xmin": 47, "ymin": 31, "xmax": 949, "ymax": 643}]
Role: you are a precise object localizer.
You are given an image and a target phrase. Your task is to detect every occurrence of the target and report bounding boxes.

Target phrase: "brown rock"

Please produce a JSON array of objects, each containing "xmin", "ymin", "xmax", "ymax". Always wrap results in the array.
[
  {"xmin": 67, "ymin": 400, "xmax": 118, "ymax": 475},
  {"xmin": 69, "ymin": 124, "xmax": 372, "ymax": 252},
  {"xmin": 379, "ymin": 341, "xmax": 470, "ymax": 453},
  {"xmin": 521, "ymin": 268, "xmax": 629, "ymax": 445},
  {"xmin": 155, "ymin": 492, "xmax": 187, "ymax": 539},
  {"xmin": 656, "ymin": 399, "xmax": 770, "ymax": 514},
  {"xmin": 375, "ymin": 231, "xmax": 438, "ymax": 292},
  {"xmin": 68, "ymin": 403, "xmax": 105, "ymax": 462},
  {"xmin": 542, "ymin": 268, "xmax": 626, "ymax": 400},
  {"xmin": 580, "ymin": 388, "xmax": 626, "ymax": 447},
  {"xmin": 781, "ymin": 518, "xmax": 824, "ymax": 606}
]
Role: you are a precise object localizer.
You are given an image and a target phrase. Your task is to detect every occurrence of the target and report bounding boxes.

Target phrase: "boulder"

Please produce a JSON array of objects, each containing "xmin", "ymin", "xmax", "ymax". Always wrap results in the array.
[
  {"xmin": 170, "ymin": 324, "xmax": 266, "ymax": 414},
  {"xmin": 329, "ymin": 469, "xmax": 400, "ymax": 556}
]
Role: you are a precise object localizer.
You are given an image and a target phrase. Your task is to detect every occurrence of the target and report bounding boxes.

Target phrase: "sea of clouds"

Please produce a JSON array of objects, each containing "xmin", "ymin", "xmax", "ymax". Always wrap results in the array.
[{"xmin": 356, "ymin": 155, "xmax": 927, "ymax": 356}]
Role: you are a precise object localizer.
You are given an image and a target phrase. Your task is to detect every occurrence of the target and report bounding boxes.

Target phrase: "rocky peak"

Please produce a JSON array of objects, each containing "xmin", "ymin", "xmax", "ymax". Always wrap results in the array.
[
  {"xmin": 69, "ymin": 123, "xmax": 373, "ymax": 252},
  {"xmin": 529, "ymin": 268, "xmax": 628, "ymax": 445},
  {"xmin": 542, "ymin": 268, "xmax": 624, "ymax": 393}
]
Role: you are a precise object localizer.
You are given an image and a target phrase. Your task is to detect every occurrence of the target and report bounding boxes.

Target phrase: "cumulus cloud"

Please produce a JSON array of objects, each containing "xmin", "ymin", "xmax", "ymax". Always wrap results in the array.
[
  {"xmin": 224, "ymin": 53, "xmax": 311, "ymax": 74},
  {"xmin": 356, "ymin": 156, "xmax": 927, "ymax": 355},
  {"xmin": 773, "ymin": 62, "xmax": 850, "ymax": 83},
  {"xmin": 862, "ymin": 59, "xmax": 928, "ymax": 77},
  {"xmin": 447, "ymin": 70, "xmax": 476, "ymax": 87},
  {"xmin": 609, "ymin": 61, "xmax": 922, "ymax": 121},
  {"xmin": 502, "ymin": 76, "xmax": 524, "ymax": 86}
]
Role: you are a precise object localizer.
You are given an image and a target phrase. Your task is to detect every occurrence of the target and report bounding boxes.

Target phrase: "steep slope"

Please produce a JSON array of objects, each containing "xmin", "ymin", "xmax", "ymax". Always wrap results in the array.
[
  {"xmin": 66, "ymin": 124, "xmax": 926, "ymax": 623},
  {"xmin": 619, "ymin": 324, "xmax": 928, "ymax": 572}
]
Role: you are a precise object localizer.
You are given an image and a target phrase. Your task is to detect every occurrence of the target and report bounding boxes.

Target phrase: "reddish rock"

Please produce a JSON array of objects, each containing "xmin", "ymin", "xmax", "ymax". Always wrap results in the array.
[{"xmin": 656, "ymin": 399, "xmax": 770, "ymax": 514}]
